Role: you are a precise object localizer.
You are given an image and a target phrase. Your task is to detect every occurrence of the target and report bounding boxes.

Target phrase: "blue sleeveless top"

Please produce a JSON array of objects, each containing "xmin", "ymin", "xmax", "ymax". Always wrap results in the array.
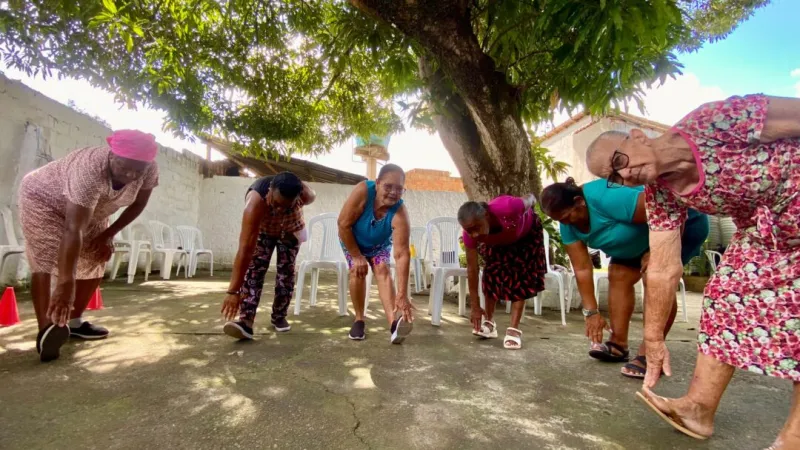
[{"xmin": 352, "ymin": 181, "xmax": 404, "ymax": 257}]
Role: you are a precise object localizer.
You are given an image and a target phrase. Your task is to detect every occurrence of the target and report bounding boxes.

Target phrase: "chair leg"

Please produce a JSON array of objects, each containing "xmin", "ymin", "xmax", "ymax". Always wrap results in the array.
[
  {"xmin": 160, "ymin": 253, "xmax": 174, "ymax": 280},
  {"xmin": 457, "ymin": 275, "xmax": 467, "ymax": 317},
  {"xmin": 110, "ymin": 252, "xmax": 123, "ymax": 281},
  {"xmin": 427, "ymin": 271, "xmax": 436, "ymax": 315},
  {"xmin": 127, "ymin": 245, "xmax": 140, "ymax": 284},
  {"xmin": 144, "ymin": 252, "xmax": 152, "ymax": 282},
  {"xmin": 680, "ymin": 279, "xmax": 688, "ymax": 323},
  {"xmin": 310, "ymin": 268, "xmax": 320, "ymax": 306},
  {"xmin": 209, "ymin": 254, "xmax": 214, "ymax": 277},
  {"xmin": 505, "ymin": 300, "xmax": 511, "ymax": 314},
  {"xmin": 534, "ymin": 295, "xmax": 541, "ymax": 316},
  {"xmin": 364, "ymin": 269, "xmax": 372, "ymax": 312},
  {"xmin": 430, "ymin": 270, "xmax": 444, "ymax": 326},
  {"xmin": 294, "ymin": 263, "xmax": 307, "ymax": 316},
  {"xmin": 557, "ymin": 276, "xmax": 566, "ymax": 326}
]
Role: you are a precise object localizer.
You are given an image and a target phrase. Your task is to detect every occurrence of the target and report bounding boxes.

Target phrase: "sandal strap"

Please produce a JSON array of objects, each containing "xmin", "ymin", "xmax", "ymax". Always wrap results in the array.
[
  {"xmin": 605, "ymin": 341, "xmax": 629, "ymax": 357},
  {"xmin": 506, "ymin": 327, "xmax": 522, "ymax": 334}
]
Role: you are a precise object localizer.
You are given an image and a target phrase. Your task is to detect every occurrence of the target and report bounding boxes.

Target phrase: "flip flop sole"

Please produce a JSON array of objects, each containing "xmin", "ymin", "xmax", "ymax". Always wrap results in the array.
[
  {"xmin": 589, "ymin": 349, "xmax": 629, "ymax": 362},
  {"xmin": 635, "ymin": 392, "xmax": 709, "ymax": 440}
]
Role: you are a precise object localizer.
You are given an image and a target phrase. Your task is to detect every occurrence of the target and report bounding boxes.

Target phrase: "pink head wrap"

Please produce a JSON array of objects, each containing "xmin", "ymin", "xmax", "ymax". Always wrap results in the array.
[{"xmin": 106, "ymin": 129, "xmax": 158, "ymax": 162}]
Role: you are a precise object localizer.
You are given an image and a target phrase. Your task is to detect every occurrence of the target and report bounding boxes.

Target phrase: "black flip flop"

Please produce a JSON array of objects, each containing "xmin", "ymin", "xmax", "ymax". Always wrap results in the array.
[
  {"xmin": 622, "ymin": 355, "xmax": 648, "ymax": 379},
  {"xmin": 589, "ymin": 341, "xmax": 630, "ymax": 362}
]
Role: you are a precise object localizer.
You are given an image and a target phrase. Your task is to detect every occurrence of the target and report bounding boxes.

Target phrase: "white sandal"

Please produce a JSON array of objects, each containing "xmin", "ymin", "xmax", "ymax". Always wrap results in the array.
[
  {"xmin": 504, "ymin": 327, "xmax": 522, "ymax": 349},
  {"xmin": 477, "ymin": 318, "xmax": 497, "ymax": 339}
]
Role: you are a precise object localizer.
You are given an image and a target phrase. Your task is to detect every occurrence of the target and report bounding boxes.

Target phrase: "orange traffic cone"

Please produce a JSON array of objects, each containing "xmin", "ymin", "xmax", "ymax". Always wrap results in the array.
[
  {"xmin": 86, "ymin": 288, "xmax": 104, "ymax": 311},
  {"xmin": 0, "ymin": 287, "xmax": 21, "ymax": 327}
]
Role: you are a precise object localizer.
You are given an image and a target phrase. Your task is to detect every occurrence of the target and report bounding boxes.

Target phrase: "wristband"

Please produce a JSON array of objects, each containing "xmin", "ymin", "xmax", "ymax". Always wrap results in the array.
[{"xmin": 226, "ymin": 290, "xmax": 240, "ymax": 295}]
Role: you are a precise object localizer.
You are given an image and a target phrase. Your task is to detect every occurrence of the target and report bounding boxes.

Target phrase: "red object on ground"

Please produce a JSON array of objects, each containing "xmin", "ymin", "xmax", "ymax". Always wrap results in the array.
[
  {"xmin": 0, "ymin": 287, "xmax": 21, "ymax": 327},
  {"xmin": 86, "ymin": 288, "xmax": 104, "ymax": 311}
]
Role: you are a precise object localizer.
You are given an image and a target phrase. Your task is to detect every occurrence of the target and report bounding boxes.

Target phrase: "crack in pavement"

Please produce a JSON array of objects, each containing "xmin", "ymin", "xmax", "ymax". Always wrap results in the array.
[{"xmin": 295, "ymin": 372, "xmax": 370, "ymax": 450}]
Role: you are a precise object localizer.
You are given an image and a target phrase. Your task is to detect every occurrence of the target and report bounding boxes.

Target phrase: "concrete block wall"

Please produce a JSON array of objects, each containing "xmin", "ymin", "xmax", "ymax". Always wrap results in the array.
[{"xmin": 405, "ymin": 169, "xmax": 465, "ymax": 193}]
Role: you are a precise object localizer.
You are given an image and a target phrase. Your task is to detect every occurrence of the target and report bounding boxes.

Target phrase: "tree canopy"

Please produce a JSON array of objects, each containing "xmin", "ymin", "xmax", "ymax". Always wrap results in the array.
[{"xmin": 0, "ymin": 0, "xmax": 769, "ymax": 197}]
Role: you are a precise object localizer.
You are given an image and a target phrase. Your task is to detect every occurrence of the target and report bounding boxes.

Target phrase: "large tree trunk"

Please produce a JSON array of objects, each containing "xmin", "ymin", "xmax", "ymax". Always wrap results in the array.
[{"xmin": 349, "ymin": 0, "xmax": 541, "ymax": 201}]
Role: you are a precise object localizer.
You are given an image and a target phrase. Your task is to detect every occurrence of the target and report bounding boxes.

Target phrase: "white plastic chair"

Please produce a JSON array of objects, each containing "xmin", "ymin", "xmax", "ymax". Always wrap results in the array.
[
  {"xmin": 0, "ymin": 206, "xmax": 25, "ymax": 280},
  {"xmin": 177, "ymin": 226, "xmax": 214, "ymax": 277},
  {"xmin": 409, "ymin": 226, "xmax": 427, "ymax": 293},
  {"xmin": 109, "ymin": 223, "xmax": 152, "ymax": 283},
  {"xmin": 294, "ymin": 213, "xmax": 348, "ymax": 316},
  {"xmin": 594, "ymin": 250, "xmax": 688, "ymax": 323},
  {"xmin": 426, "ymin": 217, "xmax": 468, "ymax": 326},
  {"xmin": 705, "ymin": 250, "xmax": 723, "ymax": 273},
  {"xmin": 541, "ymin": 230, "xmax": 567, "ymax": 325},
  {"xmin": 148, "ymin": 220, "xmax": 188, "ymax": 280}
]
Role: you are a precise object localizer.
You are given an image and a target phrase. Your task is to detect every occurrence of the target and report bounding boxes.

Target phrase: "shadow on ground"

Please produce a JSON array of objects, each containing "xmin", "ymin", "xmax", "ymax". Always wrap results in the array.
[{"xmin": 0, "ymin": 271, "xmax": 790, "ymax": 449}]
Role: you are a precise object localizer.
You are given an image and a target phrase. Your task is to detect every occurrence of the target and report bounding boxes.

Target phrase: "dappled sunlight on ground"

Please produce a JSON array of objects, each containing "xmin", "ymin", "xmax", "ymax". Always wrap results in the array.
[{"xmin": 0, "ymin": 271, "xmax": 791, "ymax": 449}]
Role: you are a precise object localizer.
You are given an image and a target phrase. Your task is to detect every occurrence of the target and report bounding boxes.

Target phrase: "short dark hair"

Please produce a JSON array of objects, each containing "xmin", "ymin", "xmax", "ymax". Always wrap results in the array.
[
  {"xmin": 457, "ymin": 201, "xmax": 489, "ymax": 224},
  {"xmin": 377, "ymin": 163, "xmax": 405, "ymax": 181},
  {"xmin": 270, "ymin": 171, "xmax": 303, "ymax": 199},
  {"xmin": 540, "ymin": 177, "xmax": 584, "ymax": 215}
]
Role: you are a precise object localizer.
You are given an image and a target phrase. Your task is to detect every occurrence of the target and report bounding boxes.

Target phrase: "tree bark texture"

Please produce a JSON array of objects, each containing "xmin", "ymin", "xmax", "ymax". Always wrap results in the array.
[{"xmin": 349, "ymin": 0, "xmax": 541, "ymax": 201}]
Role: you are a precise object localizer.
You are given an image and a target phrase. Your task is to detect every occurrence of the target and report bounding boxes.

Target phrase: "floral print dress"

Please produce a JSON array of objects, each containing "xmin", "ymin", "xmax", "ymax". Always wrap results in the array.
[{"xmin": 645, "ymin": 95, "xmax": 800, "ymax": 381}]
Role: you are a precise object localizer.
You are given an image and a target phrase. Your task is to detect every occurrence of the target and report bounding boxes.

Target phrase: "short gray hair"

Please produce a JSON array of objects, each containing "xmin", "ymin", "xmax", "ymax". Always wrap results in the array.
[{"xmin": 586, "ymin": 130, "xmax": 629, "ymax": 176}]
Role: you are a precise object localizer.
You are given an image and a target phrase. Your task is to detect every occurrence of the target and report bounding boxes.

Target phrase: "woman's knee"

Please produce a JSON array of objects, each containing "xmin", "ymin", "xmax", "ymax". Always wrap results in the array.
[
  {"xmin": 371, "ymin": 263, "xmax": 391, "ymax": 279},
  {"xmin": 608, "ymin": 263, "xmax": 642, "ymax": 285}
]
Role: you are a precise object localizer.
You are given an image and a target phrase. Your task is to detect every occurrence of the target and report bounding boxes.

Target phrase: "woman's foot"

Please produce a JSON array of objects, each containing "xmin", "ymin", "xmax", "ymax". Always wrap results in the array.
[
  {"xmin": 477, "ymin": 318, "xmax": 497, "ymax": 339},
  {"xmin": 622, "ymin": 355, "xmax": 648, "ymax": 379},
  {"xmin": 768, "ymin": 431, "xmax": 800, "ymax": 449},
  {"xmin": 589, "ymin": 341, "xmax": 630, "ymax": 362},
  {"xmin": 503, "ymin": 327, "xmax": 522, "ymax": 350},
  {"xmin": 638, "ymin": 390, "xmax": 715, "ymax": 439}
]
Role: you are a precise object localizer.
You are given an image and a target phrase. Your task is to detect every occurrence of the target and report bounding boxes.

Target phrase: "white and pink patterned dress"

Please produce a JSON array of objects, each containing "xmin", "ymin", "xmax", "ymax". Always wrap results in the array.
[
  {"xmin": 646, "ymin": 95, "xmax": 800, "ymax": 381},
  {"xmin": 18, "ymin": 146, "xmax": 159, "ymax": 279}
]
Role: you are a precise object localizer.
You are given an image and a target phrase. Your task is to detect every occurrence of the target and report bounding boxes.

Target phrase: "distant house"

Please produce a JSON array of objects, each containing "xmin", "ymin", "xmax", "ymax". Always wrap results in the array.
[{"xmin": 539, "ymin": 111, "xmax": 670, "ymax": 187}]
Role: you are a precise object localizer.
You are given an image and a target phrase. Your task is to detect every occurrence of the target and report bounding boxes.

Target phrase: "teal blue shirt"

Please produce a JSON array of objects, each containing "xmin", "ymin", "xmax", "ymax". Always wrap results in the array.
[{"xmin": 559, "ymin": 179, "xmax": 649, "ymax": 259}]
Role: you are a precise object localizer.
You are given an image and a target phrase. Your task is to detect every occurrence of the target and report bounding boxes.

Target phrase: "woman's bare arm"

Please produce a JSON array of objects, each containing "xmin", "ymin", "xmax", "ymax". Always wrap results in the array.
[{"xmin": 761, "ymin": 96, "xmax": 800, "ymax": 142}]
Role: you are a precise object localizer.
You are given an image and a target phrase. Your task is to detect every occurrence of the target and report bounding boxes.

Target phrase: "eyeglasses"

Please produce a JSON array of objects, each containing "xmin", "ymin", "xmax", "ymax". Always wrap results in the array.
[
  {"xmin": 606, "ymin": 150, "xmax": 629, "ymax": 188},
  {"xmin": 381, "ymin": 183, "xmax": 406, "ymax": 195}
]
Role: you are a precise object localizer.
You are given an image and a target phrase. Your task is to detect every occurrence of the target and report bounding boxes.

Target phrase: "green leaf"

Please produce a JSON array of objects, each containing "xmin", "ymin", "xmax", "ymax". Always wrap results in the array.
[{"xmin": 102, "ymin": 0, "xmax": 117, "ymax": 14}]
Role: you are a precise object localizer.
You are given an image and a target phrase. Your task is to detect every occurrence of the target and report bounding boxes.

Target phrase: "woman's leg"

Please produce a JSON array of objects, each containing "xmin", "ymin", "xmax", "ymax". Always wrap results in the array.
[
  {"xmin": 72, "ymin": 278, "xmax": 103, "ymax": 319},
  {"xmin": 509, "ymin": 300, "xmax": 525, "ymax": 330},
  {"xmin": 772, "ymin": 382, "xmax": 800, "ymax": 449},
  {"xmin": 372, "ymin": 262, "xmax": 396, "ymax": 326},
  {"xmin": 642, "ymin": 351, "xmax": 735, "ymax": 438},
  {"xmin": 349, "ymin": 271, "xmax": 367, "ymax": 322},
  {"xmin": 30, "ymin": 272, "xmax": 52, "ymax": 330},
  {"xmin": 606, "ymin": 263, "xmax": 642, "ymax": 352}
]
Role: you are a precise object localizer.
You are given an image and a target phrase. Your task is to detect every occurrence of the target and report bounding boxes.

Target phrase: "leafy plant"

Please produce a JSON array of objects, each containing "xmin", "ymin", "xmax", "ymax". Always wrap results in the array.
[{"xmin": 532, "ymin": 140, "xmax": 570, "ymax": 184}]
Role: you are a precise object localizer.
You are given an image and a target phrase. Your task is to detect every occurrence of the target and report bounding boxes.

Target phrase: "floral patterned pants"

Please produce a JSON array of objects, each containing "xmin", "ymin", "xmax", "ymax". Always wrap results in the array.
[{"xmin": 238, "ymin": 232, "xmax": 299, "ymax": 326}]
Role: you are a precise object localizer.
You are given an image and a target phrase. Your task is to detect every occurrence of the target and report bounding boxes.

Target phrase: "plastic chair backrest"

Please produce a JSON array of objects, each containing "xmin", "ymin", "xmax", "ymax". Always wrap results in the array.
[
  {"xmin": 306, "ymin": 213, "xmax": 345, "ymax": 263},
  {"xmin": 410, "ymin": 227, "xmax": 426, "ymax": 259},
  {"xmin": 705, "ymin": 250, "xmax": 722, "ymax": 272},
  {"xmin": 177, "ymin": 226, "xmax": 203, "ymax": 252},
  {"xmin": 149, "ymin": 220, "xmax": 179, "ymax": 249},
  {"xmin": 426, "ymin": 217, "xmax": 461, "ymax": 268},
  {"xmin": 0, "ymin": 206, "xmax": 20, "ymax": 246},
  {"xmin": 130, "ymin": 223, "xmax": 152, "ymax": 242}
]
